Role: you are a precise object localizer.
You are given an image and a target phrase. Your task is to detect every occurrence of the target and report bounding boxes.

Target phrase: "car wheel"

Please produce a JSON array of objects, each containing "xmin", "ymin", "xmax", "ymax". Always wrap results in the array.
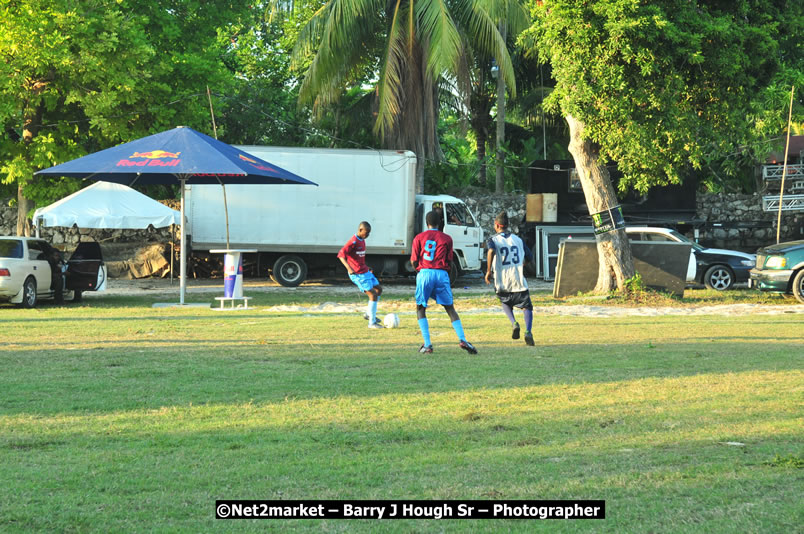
[
  {"xmin": 19, "ymin": 277, "xmax": 37, "ymax": 308},
  {"xmin": 792, "ymin": 270, "xmax": 804, "ymax": 304},
  {"xmin": 704, "ymin": 265, "xmax": 734, "ymax": 291},
  {"xmin": 271, "ymin": 255, "xmax": 307, "ymax": 287}
]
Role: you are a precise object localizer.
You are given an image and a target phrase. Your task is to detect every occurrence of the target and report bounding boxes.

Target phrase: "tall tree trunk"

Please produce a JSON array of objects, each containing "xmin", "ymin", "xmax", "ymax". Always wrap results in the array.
[
  {"xmin": 17, "ymin": 104, "xmax": 42, "ymax": 237},
  {"xmin": 415, "ymin": 159, "xmax": 425, "ymax": 194},
  {"xmin": 476, "ymin": 127, "xmax": 487, "ymax": 186},
  {"xmin": 387, "ymin": 43, "xmax": 441, "ymax": 195},
  {"xmin": 494, "ymin": 25, "xmax": 506, "ymax": 194},
  {"xmin": 566, "ymin": 114, "xmax": 635, "ymax": 292},
  {"xmin": 16, "ymin": 185, "xmax": 32, "ymax": 237}
]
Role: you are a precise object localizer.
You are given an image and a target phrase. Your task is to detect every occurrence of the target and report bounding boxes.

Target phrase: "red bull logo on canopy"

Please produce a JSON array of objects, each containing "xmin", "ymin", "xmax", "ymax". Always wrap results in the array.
[
  {"xmin": 117, "ymin": 149, "xmax": 181, "ymax": 167},
  {"xmin": 238, "ymin": 153, "xmax": 278, "ymax": 172}
]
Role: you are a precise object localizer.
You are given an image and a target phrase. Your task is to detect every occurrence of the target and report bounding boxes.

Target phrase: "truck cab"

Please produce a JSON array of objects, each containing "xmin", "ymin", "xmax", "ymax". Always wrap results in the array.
[{"xmin": 415, "ymin": 195, "xmax": 484, "ymax": 274}]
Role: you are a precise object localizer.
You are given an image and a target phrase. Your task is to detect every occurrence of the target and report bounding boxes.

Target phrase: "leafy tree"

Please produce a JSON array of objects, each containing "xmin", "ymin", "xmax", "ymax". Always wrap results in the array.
[
  {"xmin": 0, "ymin": 0, "xmax": 250, "ymax": 235},
  {"xmin": 425, "ymin": 114, "xmax": 479, "ymax": 193},
  {"xmin": 272, "ymin": 0, "xmax": 518, "ymax": 193},
  {"xmin": 523, "ymin": 0, "xmax": 800, "ymax": 292},
  {"xmin": 215, "ymin": 2, "xmax": 318, "ymax": 147},
  {"xmin": 1, "ymin": 0, "xmax": 148, "ymax": 234}
]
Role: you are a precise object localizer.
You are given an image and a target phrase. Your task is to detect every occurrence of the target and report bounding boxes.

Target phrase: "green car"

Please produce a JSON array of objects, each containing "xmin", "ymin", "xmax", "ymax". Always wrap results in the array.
[{"xmin": 749, "ymin": 240, "xmax": 804, "ymax": 303}]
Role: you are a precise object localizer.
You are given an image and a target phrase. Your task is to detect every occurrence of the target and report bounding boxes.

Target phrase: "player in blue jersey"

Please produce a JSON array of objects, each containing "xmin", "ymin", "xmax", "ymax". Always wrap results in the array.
[
  {"xmin": 410, "ymin": 210, "xmax": 477, "ymax": 354},
  {"xmin": 485, "ymin": 212, "xmax": 535, "ymax": 345}
]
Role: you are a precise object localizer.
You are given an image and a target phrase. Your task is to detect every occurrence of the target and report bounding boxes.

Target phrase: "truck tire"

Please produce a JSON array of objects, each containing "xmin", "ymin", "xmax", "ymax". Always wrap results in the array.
[
  {"xmin": 271, "ymin": 255, "xmax": 307, "ymax": 287},
  {"xmin": 19, "ymin": 277, "xmax": 37, "ymax": 308},
  {"xmin": 448, "ymin": 262, "xmax": 459, "ymax": 286},
  {"xmin": 792, "ymin": 270, "xmax": 804, "ymax": 304}
]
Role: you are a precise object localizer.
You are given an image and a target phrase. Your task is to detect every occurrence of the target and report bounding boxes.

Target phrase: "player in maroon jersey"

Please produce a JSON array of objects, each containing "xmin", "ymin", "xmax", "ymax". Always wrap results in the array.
[
  {"xmin": 410, "ymin": 211, "xmax": 477, "ymax": 354},
  {"xmin": 338, "ymin": 221, "xmax": 384, "ymax": 328}
]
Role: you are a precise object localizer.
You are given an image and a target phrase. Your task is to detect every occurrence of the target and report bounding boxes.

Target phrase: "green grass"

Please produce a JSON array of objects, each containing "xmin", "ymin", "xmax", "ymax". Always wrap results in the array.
[
  {"xmin": 1, "ymin": 292, "xmax": 802, "ymax": 533},
  {"xmin": 48, "ymin": 286, "xmax": 799, "ymax": 313}
]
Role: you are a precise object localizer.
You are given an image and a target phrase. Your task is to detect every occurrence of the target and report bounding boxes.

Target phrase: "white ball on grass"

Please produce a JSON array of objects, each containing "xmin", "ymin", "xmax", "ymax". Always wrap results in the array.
[{"xmin": 383, "ymin": 313, "xmax": 400, "ymax": 329}]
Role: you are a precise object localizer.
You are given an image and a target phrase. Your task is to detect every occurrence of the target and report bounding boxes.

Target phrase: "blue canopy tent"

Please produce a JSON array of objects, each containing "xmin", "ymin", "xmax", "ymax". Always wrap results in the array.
[{"xmin": 35, "ymin": 127, "xmax": 316, "ymax": 304}]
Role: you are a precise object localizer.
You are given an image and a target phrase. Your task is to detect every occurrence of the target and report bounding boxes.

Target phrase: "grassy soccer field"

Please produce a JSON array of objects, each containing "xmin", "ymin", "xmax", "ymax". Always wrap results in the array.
[{"xmin": 1, "ymin": 290, "xmax": 802, "ymax": 533}]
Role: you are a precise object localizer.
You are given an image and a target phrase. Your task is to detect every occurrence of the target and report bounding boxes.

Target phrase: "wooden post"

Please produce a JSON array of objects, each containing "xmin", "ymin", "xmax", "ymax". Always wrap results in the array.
[{"xmin": 776, "ymin": 85, "xmax": 795, "ymax": 244}]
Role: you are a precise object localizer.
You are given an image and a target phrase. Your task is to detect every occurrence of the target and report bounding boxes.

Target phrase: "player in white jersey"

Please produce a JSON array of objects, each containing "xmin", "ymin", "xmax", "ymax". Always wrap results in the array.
[{"xmin": 485, "ymin": 212, "xmax": 535, "ymax": 346}]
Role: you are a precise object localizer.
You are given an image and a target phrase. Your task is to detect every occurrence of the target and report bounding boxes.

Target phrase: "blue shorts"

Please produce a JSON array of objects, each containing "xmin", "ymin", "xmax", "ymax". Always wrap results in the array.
[
  {"xmin": 415, "ymin": 269, "xmax": 453, "ymax": 307},
  {"xmin": 349, "ymin": 271, "xmax": 380, "ymax": 292}
]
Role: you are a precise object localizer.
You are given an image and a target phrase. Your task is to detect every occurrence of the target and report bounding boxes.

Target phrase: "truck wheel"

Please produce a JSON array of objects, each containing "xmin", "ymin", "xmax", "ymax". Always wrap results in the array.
[
  {"xmin": 271, "ymin": 255, "xmax": 307, "ymax": 287},
  {"xmin": 703, "ymin": 265, "xmax": 734, "ymax": 291},
  {"xmin": 793, "ymin": 270, "xmax": 804, "ymax": 304},
  {"xmin": 19, "ymin": 277, "xmax": 37, "ymax": 308},
  {"xmin": 448, "ymin": 262, "xmax": 459, "ymax": 286}
]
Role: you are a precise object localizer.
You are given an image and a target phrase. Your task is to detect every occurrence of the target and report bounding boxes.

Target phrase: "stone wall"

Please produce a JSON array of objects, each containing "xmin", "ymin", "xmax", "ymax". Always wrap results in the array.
[
  {"xmin": 696, "ymin": 193, "xmax": 803, "ymax": 250},
  {"xmin": 456, "ymin": 191, "xmax": 804, "ymax": 252},
  {"xmin": 0, "ymin": 205, "xmax": 177, "ymax": 255},
  {"xmin": 460, "ymin": 193, "xmax": 528, "ymax": 238}
]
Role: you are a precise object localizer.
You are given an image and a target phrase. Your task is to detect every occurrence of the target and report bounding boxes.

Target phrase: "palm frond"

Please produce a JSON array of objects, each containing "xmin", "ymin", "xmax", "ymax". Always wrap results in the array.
[
  {"xmin": 375, "ymin": 0, "xmax": 408, "ymax": 138},
  {"xmin": 457, "ymin": 0, "xmax": 517, "ymax": 96},
  {"xmin": 415, "ymin": 0, "xmax": 463, "ymax": 79},
  {"xmin": 295, "ymin": 0, "xmax": 382, "ymax": 106}
]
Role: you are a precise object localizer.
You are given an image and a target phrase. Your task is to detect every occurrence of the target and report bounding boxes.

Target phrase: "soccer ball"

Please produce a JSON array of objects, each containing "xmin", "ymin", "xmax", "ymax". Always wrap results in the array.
[{"xmin": 383, "ymin": 313, "xmax": 400, "ymax": 329}]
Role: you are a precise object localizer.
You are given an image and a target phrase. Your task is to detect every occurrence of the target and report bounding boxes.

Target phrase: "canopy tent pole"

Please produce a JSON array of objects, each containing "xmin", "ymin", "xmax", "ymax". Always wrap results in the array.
[
  {"xmin": 180, "ymin": 179, "xmax": 187, "ymax": 305},
  {"xmin": 32, "ymin": 126, "xmax": 316, "ymax": 307}
]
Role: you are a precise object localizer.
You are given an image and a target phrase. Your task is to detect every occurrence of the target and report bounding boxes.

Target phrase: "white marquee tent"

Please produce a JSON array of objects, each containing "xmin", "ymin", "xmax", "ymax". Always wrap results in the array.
[{"xmin": 33, "ymin": 181, "xmax": 181, "ymax": 231}]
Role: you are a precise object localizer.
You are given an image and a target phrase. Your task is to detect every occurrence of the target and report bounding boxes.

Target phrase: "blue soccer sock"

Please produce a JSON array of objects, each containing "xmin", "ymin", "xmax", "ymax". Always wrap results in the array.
[
  {"xmin": 524, "ymin": 309, "xmax": 533, "ymax": 333},
  {"xmin": 451, "ymin": 319, "xmax": 466, "ymax": 342},
  {"xmin": 501, "ymin": 303, "xmax": 516, "ymax": 325},
  {"xmin": 368, "ymin": 300, "xmax": 378, "ymax": 324},
  {"xmin": 417, "ymin": 318, "xmax": 431, "ymax": 346}
]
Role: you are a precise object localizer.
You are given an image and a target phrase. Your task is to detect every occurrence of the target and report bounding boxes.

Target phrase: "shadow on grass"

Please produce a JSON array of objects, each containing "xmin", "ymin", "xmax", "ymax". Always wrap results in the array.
[{"xmin": 1, "ymin": 337, "xmax": 801, "ymax": 416}]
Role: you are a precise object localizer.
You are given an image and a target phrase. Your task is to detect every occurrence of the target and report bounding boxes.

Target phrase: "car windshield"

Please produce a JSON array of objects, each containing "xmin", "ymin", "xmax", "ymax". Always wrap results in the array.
[
  {"xmin": 0, "ymin": 239, "xmax": 23, "ymax": 259},
  {"xmin": 667, "ymin": 229, "xmax": 705, "ymax": 252}
]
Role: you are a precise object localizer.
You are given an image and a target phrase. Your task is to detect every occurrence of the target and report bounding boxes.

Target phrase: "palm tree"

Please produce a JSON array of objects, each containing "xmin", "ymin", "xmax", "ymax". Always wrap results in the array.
[{"xmin": 273, "ymin": 0, "xmax": 521, "ymax": 193}]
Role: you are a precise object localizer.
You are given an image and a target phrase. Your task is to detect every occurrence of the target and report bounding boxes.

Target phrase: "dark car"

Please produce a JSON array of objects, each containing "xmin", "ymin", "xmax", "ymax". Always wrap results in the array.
[
  {"xmin": 749, "ymin": 240, "xmax": 804, "ymax": 303},
  {"xmin": 626, "ymin": 227, "xmax": 756, "ymax": 290}
]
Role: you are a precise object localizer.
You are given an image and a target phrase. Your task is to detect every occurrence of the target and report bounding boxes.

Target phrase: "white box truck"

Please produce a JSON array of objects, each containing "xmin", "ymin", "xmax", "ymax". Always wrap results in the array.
[{"xmin": 185, "ymin": 146, "xmax": 484, "ymax": 286}]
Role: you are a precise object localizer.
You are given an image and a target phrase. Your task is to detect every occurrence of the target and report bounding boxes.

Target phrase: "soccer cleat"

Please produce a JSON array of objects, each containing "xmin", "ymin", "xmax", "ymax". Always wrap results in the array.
[
  {"xmin": 419, "ymin": 344, "xmax": 434, "ymax": 354},
  {"xmin": 524, "ymin": 332, "xmax": 534, "ymax": 346},
  {"xmin": 459, "ymin": 340, "xmax": 478, "ymax": 355},
  {"xmin": 363, "ymin": 313, "xmax": 381, "ymax": 326},
  {"xmin": 368, "ymin": 322, "xmax": 384, "ymax": 329},
  {"xmin": 512, "ymin": 322, "xmax": 521, "ymax": 340}
]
